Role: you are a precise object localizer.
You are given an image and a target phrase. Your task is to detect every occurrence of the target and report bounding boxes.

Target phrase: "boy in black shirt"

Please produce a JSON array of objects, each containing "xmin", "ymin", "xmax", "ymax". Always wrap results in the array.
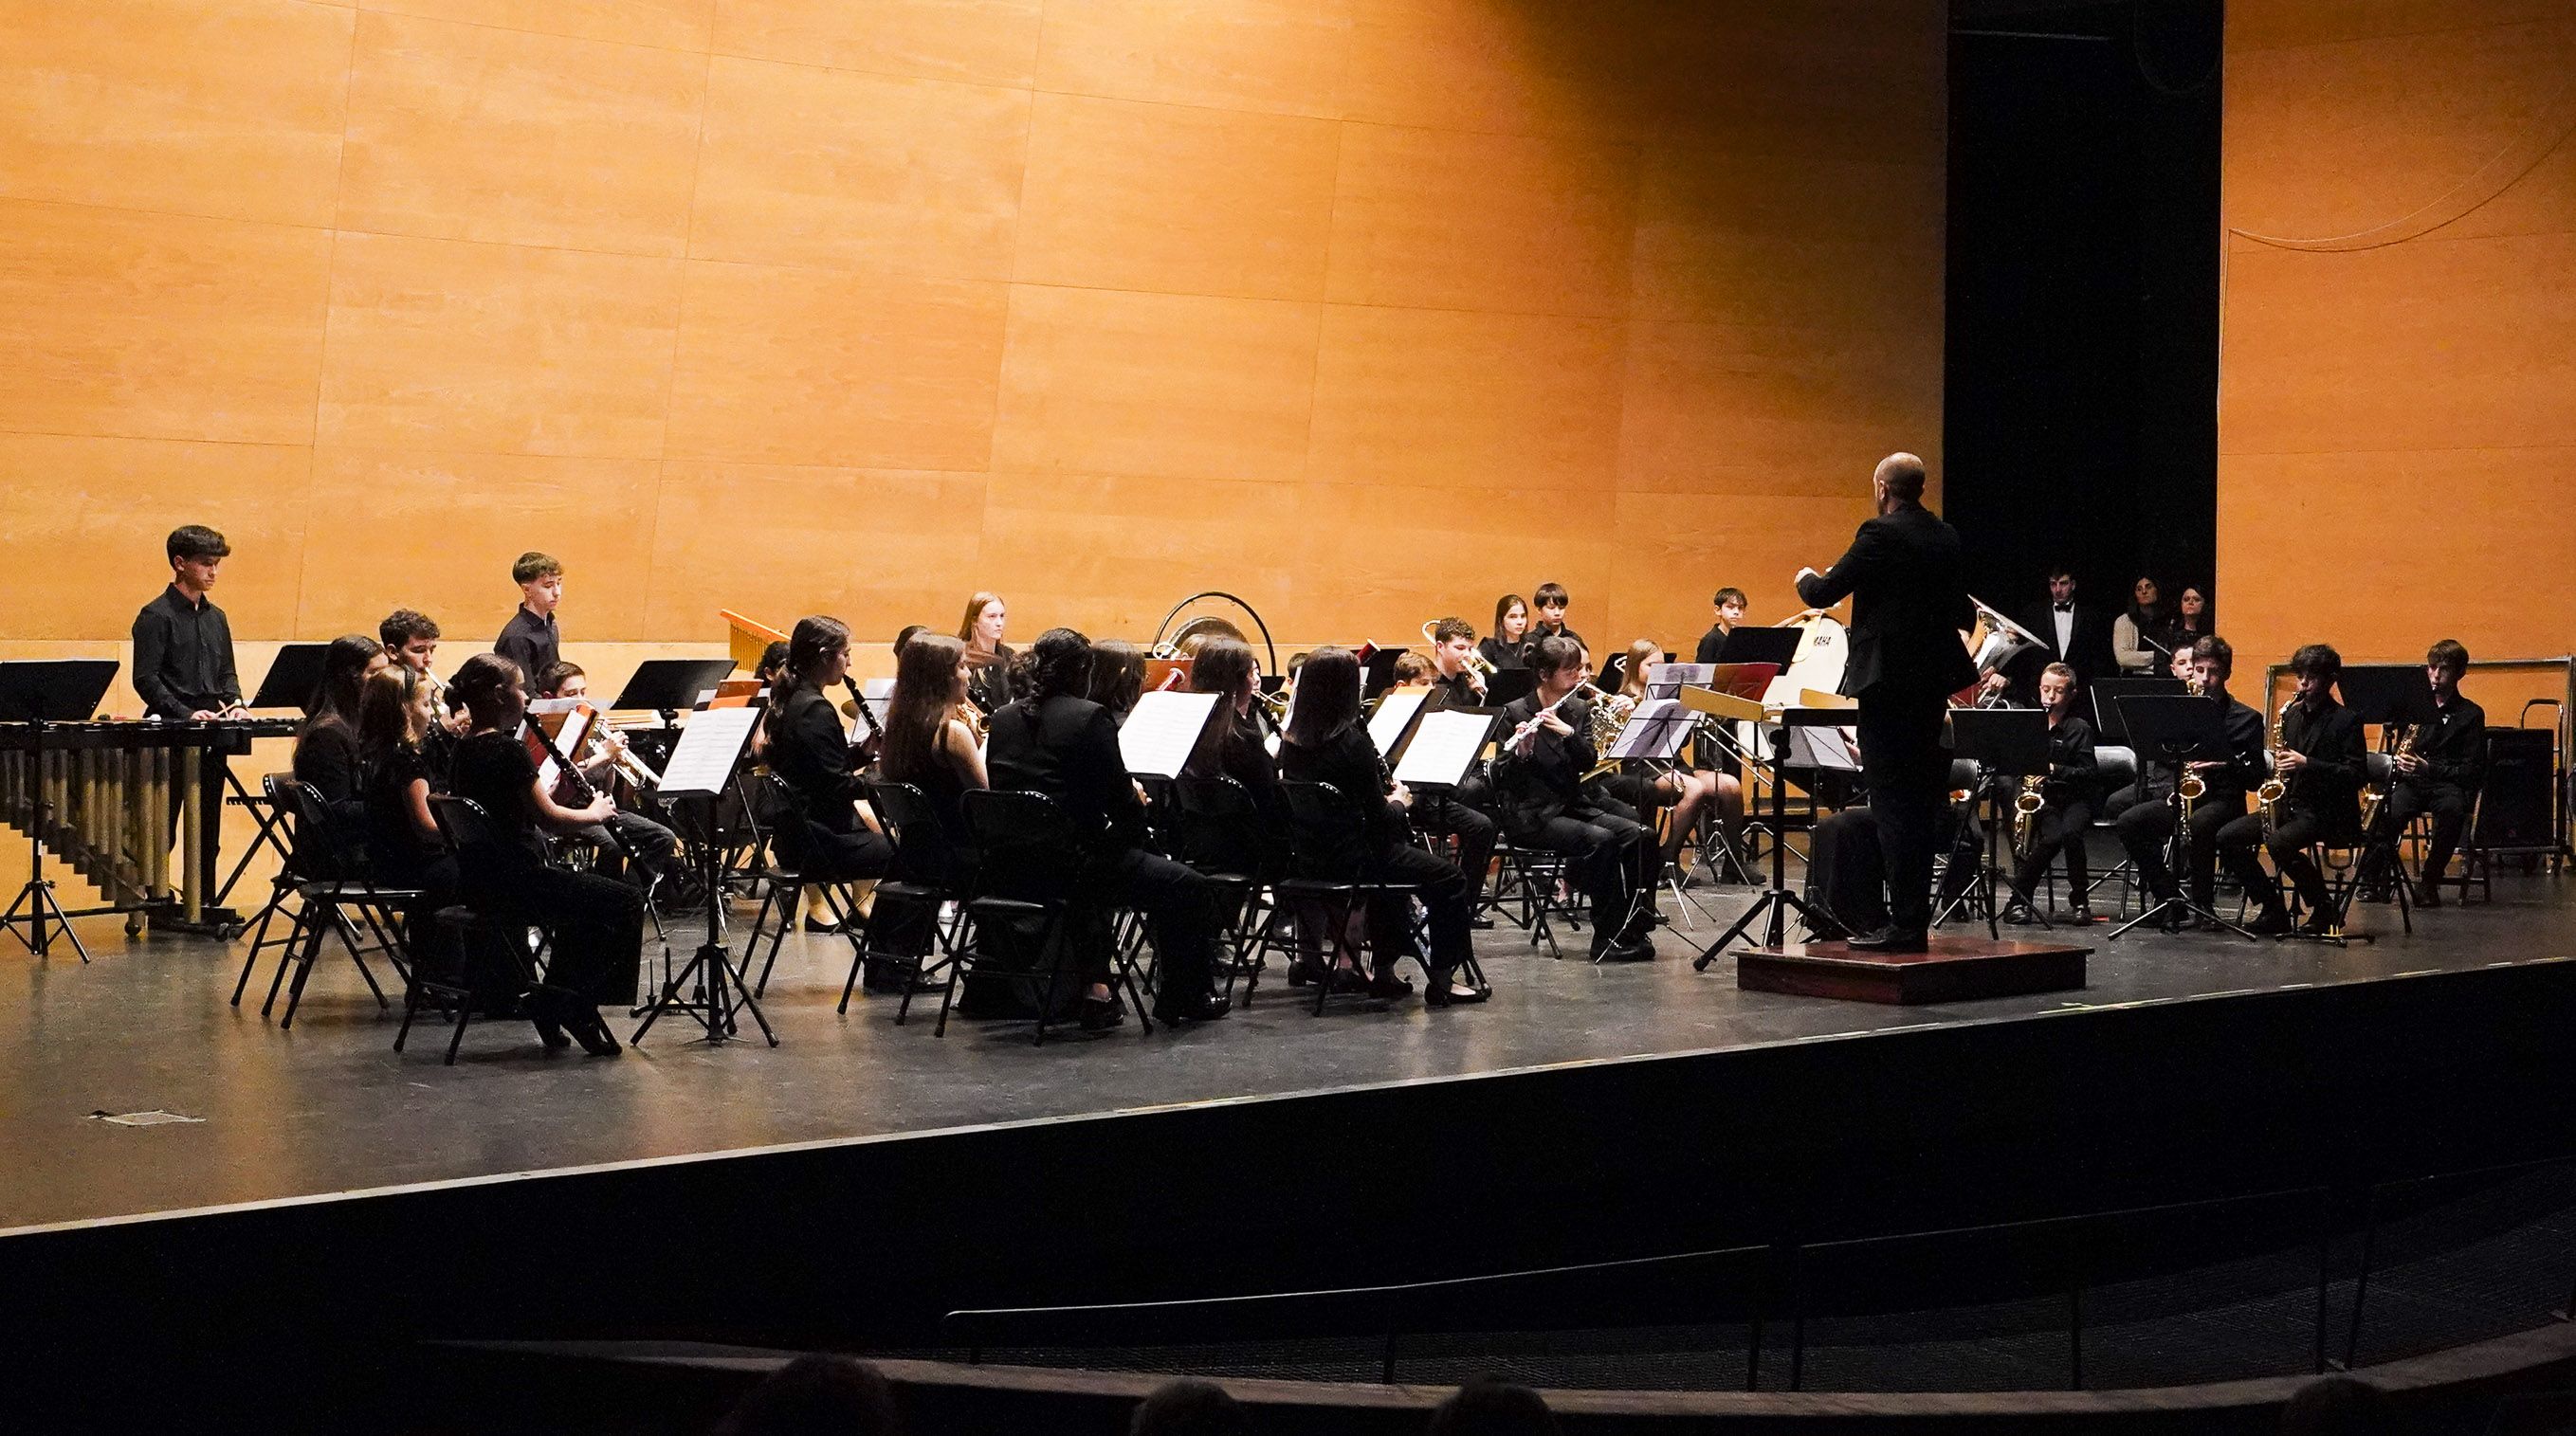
[
  {"xmin": 494, "ymin": 552, "xmax": 564, "ymax": 681},
  {"xmin": 132, "ymin": 524, "xmax": 247, "ymax": 871}
]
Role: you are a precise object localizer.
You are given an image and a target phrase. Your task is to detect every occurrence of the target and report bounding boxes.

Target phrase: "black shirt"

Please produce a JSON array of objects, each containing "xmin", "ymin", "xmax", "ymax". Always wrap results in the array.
[
  {"xmin": 2408, "ymin": 694, "xmax": 2486, "ymax": 788},
  {"xmin": 293, "ymin": 717, "xmax": 367, "ymax": 844},
  {"xmin": 1693, "ymin": 625, "xmax": 1728, "ymax": 665},
  {"xmin": 1424, "ymin": 669, "xmax": 1482, "ymax": 711},
  {"xmin": 2279, "ymin": 696, "xmax": 2366, "ymax": 819},
  {"xmin": 1476, "ymin": 637, "xmax": 1528, "ymax": 672},
  {"xmin": 1526, "ymin": 622, "xmax": 1585, "ymax": 657},
  {"xmin": 1279, "ymin": 722, "xmax": 1406, "ymax": 857},
  {"xmin": 495, "ymin": 605, "xmax": 559, "ymax": 682},
  {"xmin": 363, "ymin": 743, "xmax": 440, "ymax": 880},
  {"xmin": 131, "ymin": 585, "xmax": 240, "ymax": 720},
  {"xmin": 989, "ymin": 692, "xmax": 1145, "ymax": 852},
  {"xmin": 2039, "ymin": 713, "xmax": 2099, "ymax": 804},
  {"xmin": 767, "ymin": 685, "xmax": 868, "ymax": 833},
  {"xmin": 965, "ymin": 645, "xmax": 1014, "ymax": 715},
  {"xmin": 1490, "ymin": 690, "xmax": 1598, "ymax": 829},
  {"xmin": 450, "ymin": 730, "xmax": 545, "ymax": 861}
]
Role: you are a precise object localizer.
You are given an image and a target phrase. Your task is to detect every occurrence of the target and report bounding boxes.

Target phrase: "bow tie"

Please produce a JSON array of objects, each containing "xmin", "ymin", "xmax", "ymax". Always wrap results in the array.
[{"xmin": 2054, "ymin": 604, "xmax": 2072, "ymax": 612}]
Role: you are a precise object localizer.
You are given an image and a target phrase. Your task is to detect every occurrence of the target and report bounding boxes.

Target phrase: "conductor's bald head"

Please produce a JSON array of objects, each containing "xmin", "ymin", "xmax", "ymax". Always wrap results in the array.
[{"xmin": 1872, "ymin": 452, "xmax": 1926, "ymax": 510}]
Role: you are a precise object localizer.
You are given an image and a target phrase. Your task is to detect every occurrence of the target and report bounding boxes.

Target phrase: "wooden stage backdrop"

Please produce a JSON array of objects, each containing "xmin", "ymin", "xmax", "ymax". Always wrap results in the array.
[
  {"xmin": 0, "ymin": 0, "xmax": 1946, "ymax": 669},
  {"xmin": 2220, "ymin": 0, "xmax": 2576, "ymax": 684}
]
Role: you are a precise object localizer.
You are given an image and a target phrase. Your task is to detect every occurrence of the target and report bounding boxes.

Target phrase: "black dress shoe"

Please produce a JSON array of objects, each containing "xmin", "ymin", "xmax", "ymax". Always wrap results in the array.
[
  {"xmin": 2414, "ymin": 882, "xmax": 2442, "ymax": 909},
  {"xmin": 1153, "ymin": 994, "xmax": 1232, "ymax": 1024},
  {"xmin": 1423, "ymin": 968, "xmax": 1489, "ymax": 1008},
  {"xmin": 1468, "ymin": 915, "xmax": 1495, "ymax": 930},
  {"xmin": 2068, "ymin": 905, "xmax": 2097, "ymax": 924},
  {"xmin": 1367, "ymin": 972, "xmax": 1414, "ymax": 1000},
  {"xmin": 2297, "ymin": 913, "xmax": 2342, "ymax": 938},
  {"xmin": 802, "ymin": 915, "xmax": 845, "ymax": 935},
  {"xmin": 1846, "ymin": 928, "xmax": 1928, "ymax": 953},
  {"xmin": 1079, "ymin": 996, "xmax": 1125, "ymax": 1031},
  {"xmin": 2247, "ymin": 908, "xmax": 2293, "ymax": 936},
  {"xmin": 1591, "ymin": 936, "xmax": 1655, "ymax": 963}
]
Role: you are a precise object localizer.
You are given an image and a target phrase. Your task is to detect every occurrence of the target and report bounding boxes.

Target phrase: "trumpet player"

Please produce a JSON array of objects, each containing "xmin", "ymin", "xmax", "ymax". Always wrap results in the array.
[
  {"xmin": 1416, "ymin": 618, "xmax": 1501, "ymax": 915},
  {"xmin": 2218, "ymin": 644, "xmax": 2364, "ymax": 936},
  {"xmin": 2001, "ymin": 663, "xmax": 2100, "ymax": 924},
  {"xmin": 534, "ymin": 662, "xmax": 681, "ymax": 891},
  {"xmin": 379, "ymin": 608, "xmax": 462, "ymax": 775},
  {"xmin": 2111, "ymin": 636, "xmax": 2267, "ymax": 926}
]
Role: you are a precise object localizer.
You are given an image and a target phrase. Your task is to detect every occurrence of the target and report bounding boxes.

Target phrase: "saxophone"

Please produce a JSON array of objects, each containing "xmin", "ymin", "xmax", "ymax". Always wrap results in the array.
[
  {"xmin": 2254, "ymin": 699, "xmax": 2292, "ymax": 838},
  {"xmin": 2358, "ymin": 722, "xmax": 2413, "ymax": 834},
  {"xmin": 2012, "ymin": 773, "xmax": 2045, "ymax": 857}
]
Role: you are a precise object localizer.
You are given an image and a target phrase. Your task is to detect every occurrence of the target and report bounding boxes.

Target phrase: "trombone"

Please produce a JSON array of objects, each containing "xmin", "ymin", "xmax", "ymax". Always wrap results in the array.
[{"xmin": 1419, "ymin": 620, "xmax": 1497, "ymax": 681}]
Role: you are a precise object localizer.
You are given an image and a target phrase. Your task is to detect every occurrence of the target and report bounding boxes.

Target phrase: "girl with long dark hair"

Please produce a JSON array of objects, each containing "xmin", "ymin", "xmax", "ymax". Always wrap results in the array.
[
  {"xmin": 293, "ymin": 632, "xmax": 391, "ymax": 860},
  {"xmin": 880, "ymin": 632, "xmax": 985, "ymax": 849},
  {"xmin": 764, "ymin": 616, "xmax": 895, "ymax": 885}
]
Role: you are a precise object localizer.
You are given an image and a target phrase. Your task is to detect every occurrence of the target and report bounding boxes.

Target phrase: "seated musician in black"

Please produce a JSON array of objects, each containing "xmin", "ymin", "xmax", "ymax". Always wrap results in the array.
[
  {"xmin": 1491, "ymin": 636, "xmax": 1655, "ymax": 961},
  {"xmin": 2220, "ymin": 643, "xmax": 2366, "ymax": 936},
  {"xmin": 2112, "ymin": 635, "xmax": 2267, "ymax": 924},
  {"xmin": 1180, "ymin": 637, "xmax": 1287, "ymax": 874},
  {"xmin": 763, "ymin": 616, "xmax": 896, "ymax": 885},
  {"xmin": 1693, "ymin": 587, "xmax": 1747, "ymax": 665},
  {"xmin": 531, "ymin": 661, "xmax": 680, "ymax": 888},
  {"xmin": 1416, "ymin": 618, "xmax": 1500, "ymax": 909},
  {"xmin": 290, "ymin": 633, "xmax": 390, "ymax": 868},
  {"xmin": 356, "ymin": 668, "xmax": 456, "ymax": 929},
  {"xmin": 1278, "ymin": 648, "xmax": 1486, "ymax": 1005},
  {"xmin": 445, "ymin": 654, "xmax": 637, "ymax": 1056},
  {"xmin": 878, "ymin": 631, "xmax": 986, "ymax": 867},
  {"xmin": 2382, "ymin": 639, "xmax": 2484, "ymax": 906},
  {"xmin": 988, "ymin": 627, "xmax": 1228, "ymax": 1029},
  {"xmin": 2002, "ymin": 662, "xmax": 2100, "ymax": 924}
]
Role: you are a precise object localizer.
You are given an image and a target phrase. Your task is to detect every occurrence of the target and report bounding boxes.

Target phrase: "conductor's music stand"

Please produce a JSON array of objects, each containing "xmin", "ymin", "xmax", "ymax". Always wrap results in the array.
[
  {"xmin": 0, "ymin": 660, "xmax": 119, "ymax": 961},
  {"xmin": 630, "ymin": 699, "xmax": 775, "ymax": 1047},
  {"xmin": 1690, "ymin": 700, "xmax": 1849, "ymax": 967},
  {"xmin": 1942, "ymin": 707, "xmax": 2049, "ymax": 936},
  {"xmin": 610, "ymin": 658, "xmax": 739, "ymax": 723},
  {"xmin": 2109, "ymin": 694, "xmax": 2257, "ymax": 942}
]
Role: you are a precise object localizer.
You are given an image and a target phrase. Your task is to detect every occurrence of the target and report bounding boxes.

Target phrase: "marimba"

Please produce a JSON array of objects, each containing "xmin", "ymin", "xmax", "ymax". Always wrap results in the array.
[{"xmin": 0, "ymin": 718, "xmax": 296, "ymax": 935}]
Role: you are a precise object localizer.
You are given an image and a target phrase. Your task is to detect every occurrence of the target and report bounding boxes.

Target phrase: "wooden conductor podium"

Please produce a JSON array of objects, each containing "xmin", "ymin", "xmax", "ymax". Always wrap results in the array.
[{"xmin": 1679, "ymin": 683, "xmax": 2091, "ymax": 1006}]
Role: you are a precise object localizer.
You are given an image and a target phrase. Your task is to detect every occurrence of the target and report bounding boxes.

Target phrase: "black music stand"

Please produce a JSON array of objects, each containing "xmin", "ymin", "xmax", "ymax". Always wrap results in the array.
[
  {"xmin": 2337, "ymin": 664, "xmax": 2435, "ymax": 731},
  {"xmin": 2109, "ymin": 694, "xmax": 2258, "ymax": 942},
  {"xmin": 1943, "ymin": 708, "xmax": 2049, "ymax": 936},
  {"xmin": 247, "ymin": 643, "xmax": 332, "ymax": 713},
  {"xmin": 1714, "ymin": 627, "xmax": 1802, "ymax": 670},
  {"xmin": 1692, "ymin": 707, "xmax": 1847, "ymax": 967},
  {"xmin": 2090, "ymin": 677, "xmax": 2186, "ymax": 748},
  {"xmin": 1483, "ymin": 668, "xmax": 1536, "ymax": 707},
  {"xmin": 611, "ymin": 658, "xmax": 738, "ymax": 722},
  {"xmin": 631, "ymin": 700, "xmax": 774, "ymax": 1047},
  {"xmin": 1358, "ymin": 645, "xmax": 1408, "ymax": 701},
  {"xmin": 0, "ymin": 660, "xmax": 119, "ymax": 961}
]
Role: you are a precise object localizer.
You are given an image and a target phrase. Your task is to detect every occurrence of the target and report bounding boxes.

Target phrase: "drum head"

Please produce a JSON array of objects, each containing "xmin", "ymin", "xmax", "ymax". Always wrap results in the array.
[{"xmin": 1782, "ymin": 614, "xmax": 1848, "ymax": 700}]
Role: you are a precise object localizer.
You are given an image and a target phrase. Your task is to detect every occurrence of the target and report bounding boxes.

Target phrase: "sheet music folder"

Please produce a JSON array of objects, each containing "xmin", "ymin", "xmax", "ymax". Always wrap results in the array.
[
  {"xmin": 0, "ymin": 661, "xmax": 118, "ymax": 723},
  {"xmin": 247, "ymin": 643, "xmax": 330, "ymax": 712}
]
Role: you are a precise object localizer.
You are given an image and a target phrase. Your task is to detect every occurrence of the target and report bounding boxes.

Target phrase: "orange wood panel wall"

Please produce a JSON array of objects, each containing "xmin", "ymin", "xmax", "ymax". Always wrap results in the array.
[
  {"xmin": 0, "ymin": 0, "xmax": 1946, "ymax": 665},
  {"xmin": 2220, "ymin": 1, "xmax": 2576, "ymax": 679}
]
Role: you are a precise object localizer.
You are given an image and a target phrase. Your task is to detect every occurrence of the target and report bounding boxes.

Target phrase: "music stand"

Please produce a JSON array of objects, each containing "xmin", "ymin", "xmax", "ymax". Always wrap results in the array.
[
  {"xmin": 1943, "ymin": 708, "xmax": 2050, "ymax": 936},
  {"xmin": 0, "ymin": 660, "xmax": 119, "ymax": 961},
  {"xmin": 630, "ymin": 700, "xmax": 774, "ymax": 1047},
  {"xmin": 1358, "ymin": 645, "xmax": 1408, "ymax": 701},
  {"xmin": 2109, "ymin": 694, "xmax": 2257, "ymax": 942},
  {"xmin": 1714, "ymin": 627, "xmax": 1801, "ymax": 669},
  {"xmin": 2090, "ymin": 677, "xmax": 2185, "ymax": 747},
  {"xmin": 247, "ymin": 643, "xmax": 331, "ymax": 713},
  {"xmin": 610, "ymin": 658, "xmax": 738, "ymax": 722},
  {"xmin": 2337, "ymin": 664, "xmax": 2435, "ymax": 730},
  {"xmin": 1691, "ymin": 703, "xmax": 1849, "ymax": 967},
  {"xmin": 1483, "ymin": 668, "xmax": 1537, "ymax": 708}
]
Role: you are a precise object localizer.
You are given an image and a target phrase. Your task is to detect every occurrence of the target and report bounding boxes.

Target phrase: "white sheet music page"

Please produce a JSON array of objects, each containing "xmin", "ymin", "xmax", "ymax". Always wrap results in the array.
[
  {"xmin": 1366, "ymin": 688, "xmax": 1428, "ymax": 756},
  {"xmin": 658, "ymin": 705, "xmax": 762, "ymax": 798},
  {"xmin": 1393, "ymin": 710, "xmax": 1490, "ymax": 788},
  {"xmin": 1608, "ymin": 698, "xmax": 1685, "ymax": 759},
  {"xmin": 1119, "ymin": 690, "xmax": 1220, "ymax": 779}
]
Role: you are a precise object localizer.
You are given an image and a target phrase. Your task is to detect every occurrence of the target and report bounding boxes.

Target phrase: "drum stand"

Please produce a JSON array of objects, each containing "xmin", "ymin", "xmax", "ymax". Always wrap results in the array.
[{"xmin": 2, "ymin": 718, "xmax": 90, "ymax": 962}]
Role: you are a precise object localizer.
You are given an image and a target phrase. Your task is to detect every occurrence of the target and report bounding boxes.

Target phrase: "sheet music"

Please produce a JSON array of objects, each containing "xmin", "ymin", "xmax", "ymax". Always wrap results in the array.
[
  {"xmin": 1118, "ymin": 690, "xmax": 1220, "ymax": 779},
  {"xmin": 1366, "ymin": 688, "xmax": 1428, "ymax": 756},
  {"xmin": 523, "ymin": 700, "xmax": 595, "ymax": 789},
  {"xmin": 1607, "ymin": 698, "xmax": 1690, "ymax": 760},
  {"xmin": 862, "ymin": 678, "xmax": 895, "ymax": 700},
  {"xmin": 658, "ymin": 705, "xmax": 762, "ymax": 798},
  {"xmin": 1643, "ymin": 663, "xmax": 1712, "ymax": 700},
  {"xmin": 846, "ymin": 698, "xmax": 889, "ymax": 744},
  {"xmin": 1785, "ymin": 723, "xmax": 1861, "ymax": 772},
  {"xmin": 1393, "ymin": 710, "xmax": 1491, "ymax": 788}
]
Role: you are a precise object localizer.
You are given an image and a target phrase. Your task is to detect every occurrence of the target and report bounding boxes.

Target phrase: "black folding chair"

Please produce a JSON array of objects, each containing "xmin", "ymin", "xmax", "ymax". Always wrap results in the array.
[
  {"xmin": 1270, "ymin": 781, "xmax": 1431, "ymax": 1015},
  {"xmin": 398, "ymin": 797, "xmax": 546, "ymax": 1063},
  {"xmin": 743, "ymin": 776, "xmax": 867, "ymax": 1002},
  {"xmin": 846, "ymin": 780, "xmax": 972, "ymax": 1020},
  {"xmin": 943, "ymin": 790, "xmax": 1150, "ymax": 1044},
  {"xmin": 1171, "ymin": 776, "xmax": 1281, "ymax": 1006},
  {"xmin": 231, "ymin": 779, "xmax": 422, "ymax": 1028}
]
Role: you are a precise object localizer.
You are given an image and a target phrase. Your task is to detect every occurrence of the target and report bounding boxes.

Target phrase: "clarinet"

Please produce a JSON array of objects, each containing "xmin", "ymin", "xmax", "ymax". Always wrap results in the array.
[
  {"xmin": 842, "ymin": 677, "xmax": 886, "ymax": 764},
  {"xmin": 524, "ymin": 718, "xmax": 599, "ymax": 807}
]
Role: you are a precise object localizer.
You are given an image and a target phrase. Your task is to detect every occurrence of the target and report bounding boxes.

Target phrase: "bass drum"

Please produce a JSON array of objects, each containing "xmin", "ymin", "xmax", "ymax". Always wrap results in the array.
[{"xmin": 1781, "ymin": 612, "xmax": 1849, "ymax": 702}]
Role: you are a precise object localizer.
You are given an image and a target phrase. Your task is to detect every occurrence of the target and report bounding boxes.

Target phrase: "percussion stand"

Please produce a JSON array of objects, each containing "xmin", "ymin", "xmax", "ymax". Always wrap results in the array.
[
  {"xmin": 1692, "ymin": 717, "xmax": 1843, "ymax": 968},
  {"xmin": 1, "ymin": 716, "xmax": 88, "ymax": 962}
]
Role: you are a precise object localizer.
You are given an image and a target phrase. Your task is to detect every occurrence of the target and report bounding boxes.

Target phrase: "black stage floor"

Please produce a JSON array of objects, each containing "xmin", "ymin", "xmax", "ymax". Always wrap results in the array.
[{"xmin": 3, "ymin": 863, "xmax": 2570, "ymax": 1233}]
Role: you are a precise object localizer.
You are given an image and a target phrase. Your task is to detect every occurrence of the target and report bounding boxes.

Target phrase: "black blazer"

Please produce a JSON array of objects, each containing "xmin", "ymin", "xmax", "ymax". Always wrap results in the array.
[
  {"xmin": 2040, "ymin": 713, "xmax": 2100, "ymax": 805},
  {"xmin": 988, "ymin": 692, "xmax": 1144, "ymax": 852},
  {"xmin": 1279, "ymin": 723, "xmax": 1406, "ymax": 867},
  {"xmin": 1489, "ymin": 692, "xmax": 1598, "ymax": 834},
  {"xmin": 2281, "ymin": 696, "xmax": 2366, "ymax": 835},
  {"xmin": 2018, "ymin": 600, "xmax": 2117, "ymax": 685},
  {"xmin": 767, "ymin": 684, "xmax": 867, "ymax": 833},
  {"xmin": 1795, "ymin": 502, "xmax": 1975, "ymax": 700}
]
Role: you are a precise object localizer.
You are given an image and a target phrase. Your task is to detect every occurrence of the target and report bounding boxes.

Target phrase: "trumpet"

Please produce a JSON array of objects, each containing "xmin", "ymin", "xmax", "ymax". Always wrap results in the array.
[
  {"xmin": 588, "ymin": 724, "xmax": 660, "ymax": 790},
  {"xmin": 1420, "ymin": 621, "xmax": 1497, "ymax": 681}
]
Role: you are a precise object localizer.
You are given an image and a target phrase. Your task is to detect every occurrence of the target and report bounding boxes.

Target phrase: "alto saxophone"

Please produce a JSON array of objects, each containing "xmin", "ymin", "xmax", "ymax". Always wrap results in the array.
[
  {"xmin": 2012, "ymin": 773, "xmax": 2045, "ymax": 858},
  {"xmin": 2254, "ymin": 699, "xmax": 2292, "ymax": 838},
  {"xmin": 2358, "ymin": 722, "xmax": 2413, "ymax": 833}
]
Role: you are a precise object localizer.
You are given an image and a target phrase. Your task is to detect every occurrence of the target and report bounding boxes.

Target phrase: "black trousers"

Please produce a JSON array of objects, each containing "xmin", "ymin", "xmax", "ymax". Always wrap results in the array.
[
  {"xmin": 2219, "ymin": 807, "xmax": 2328, "ymax": 916},
  {"xmin": 1362, "ymin": 842, "xmax": 1474, "ymax": 970},
  {"xmin": 2390, "ymin": 780, "xmax": 2473, "ymax": 882},
  {"xmin": 2113, "ymin": 786, "xmax": 2239, "ymax": 906},
  {"xmin": 2009, "ymin": 799, "xmax": 2095, "ymax": 905},
  {"xmin": 1808, "ymin": 807, "xmax": 1888, "ymax": 936},
  {"xmin": 1090, "ymin": 845, "xmax": 1218, "ymax": 1003},
  {"xmin": 467, "ymin": 861, "xmax": 645, "ymax": 1007},
  {"xmin": 1415, "ymin": 788, "xmax": 1496, "ymax": 901},
  {"xmin": 1856, "ymin": 688, "xmax": 1950, "ymax": 934},
  {"xmin": 791, "ymin": 822, "xmax": 893, "ymax": 883},
  {"xmin": 1518, "ymin": 805, "xmax": 1649, "ymax": 936}
]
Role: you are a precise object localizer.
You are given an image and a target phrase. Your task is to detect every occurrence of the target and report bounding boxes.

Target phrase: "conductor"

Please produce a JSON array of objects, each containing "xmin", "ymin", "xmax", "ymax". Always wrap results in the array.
[{"xmin": 1794, "ymin": 453, "xmax": 1974, "ymax": 952}]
